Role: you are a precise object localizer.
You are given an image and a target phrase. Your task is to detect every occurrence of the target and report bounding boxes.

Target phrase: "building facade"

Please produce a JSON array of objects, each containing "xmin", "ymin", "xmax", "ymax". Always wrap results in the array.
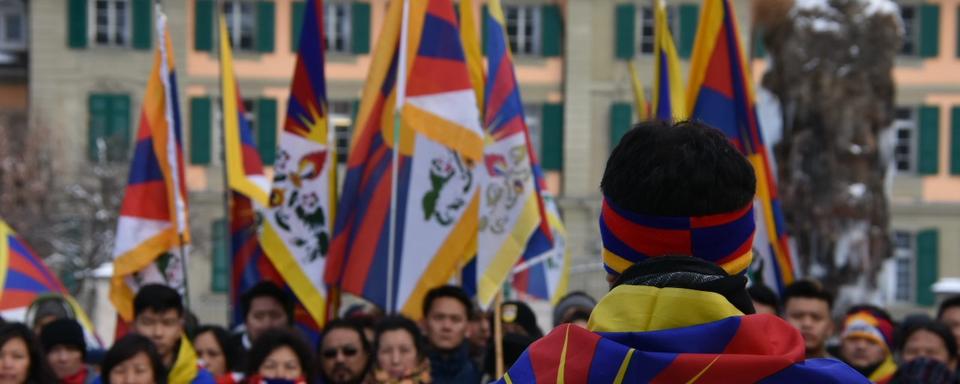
[{"xmin": 25, "ymin": 0, "xmax": 960, "ymax": 327}]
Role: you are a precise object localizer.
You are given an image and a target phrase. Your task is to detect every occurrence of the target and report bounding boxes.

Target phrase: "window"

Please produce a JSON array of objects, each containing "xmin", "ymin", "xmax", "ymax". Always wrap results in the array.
[
  {"xmin": 90, "ymin": 0, "xmax": 131, "ymax": 47},
  {"xmin": 0, "ymin": 1, "xmax": 25, "ymax": 50},
  {"xmin": 900, "ymin": 5, "xmax": 918, "ymax": 56},
  {"xmin": 223, "ymin": 1, "xmax": 256, "ymax": 51},
  {"xmin": 893, "ymin": 231, "xmax": 914, "ymax": 302},
  {"xmin": 505, "ymin": 5, "xmax": 541, "ymax": 56},
  {"xmin": 326, "ymin": 2, "xmax": 352, "ymax": 53},
  {"xmin": 524, "ymin": 104, "xmax": 543, "ymax": 159},
  {"xmin": 330, "ymin": 101, "xmax": 355, "ymax": 165},
  {"xmin": 638, "ymin": 5, "xmax": 679, "ymax": 55},
  {"xmin": 88, "ymin": 93, "xmax": 131, "ymax": 162},
  {"xmin": 893, "ymin": 107, "xmax": 916, "ymax": 172}
]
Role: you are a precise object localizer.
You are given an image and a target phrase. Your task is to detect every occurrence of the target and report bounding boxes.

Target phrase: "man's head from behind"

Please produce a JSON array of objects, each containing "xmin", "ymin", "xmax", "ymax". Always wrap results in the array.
[
  {"xmin": 599, "ymin": 120, "xmax": 756, "ymax": 285},
  {"xmin": 422, "ymin": 285, "xmax": 472, "ymax": 352},
  {"xmin": 132, "ymin": 284, "xmax": 184, "ymax": 365},
  {"xmin": 937, "ymin": 295, "xmax": 960, "ymax": 351},
  {"xmin": 839, "ymin": 305, "xmax": 894, "ymax": 371},
  {"xmin": 319, "ymin": 318, "xmax": 370, "ymax": 384},
  {"xmin": 242, "ymin": 282, "xmax": 294, "ymax": 343},
  {"xmin": 782, "ymin": 280, "xmax": 834, "ymax": 358}
]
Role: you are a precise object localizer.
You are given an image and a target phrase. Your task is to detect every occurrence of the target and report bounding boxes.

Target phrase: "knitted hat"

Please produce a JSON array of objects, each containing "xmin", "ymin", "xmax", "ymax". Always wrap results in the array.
[
  {"xmin": 599, "ymin": 198, "xmax": 755, "ymax": 276},
  {"xmin": 40, "ymin": 318, "xmax": 85, "ymax": 355},
  {"xmin": 842, "ymin": 308, "xmax": 895, "ymax": 351},
  {"xmin": 552, "ymin": 291, "xmax": 597, "ymax": 327}
]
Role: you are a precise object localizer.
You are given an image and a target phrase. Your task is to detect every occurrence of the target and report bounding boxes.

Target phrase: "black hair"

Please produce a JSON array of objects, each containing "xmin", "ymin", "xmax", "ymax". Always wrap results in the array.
[
  {"xmin": 564, "ymin": 309, "xmax": 592, "ymax": 325},
  {"xmin": 374, "ymin": 316, "xmax": 425, "ymax": 358},
  {"xmin": 422, "ymin": 285, "xmax": 472, "ymax": 319},
  {"xmin": 937, "ymin": 295, "xmax": 960, "ymax": 320},
  {"xmin": 241, "ymin": 282, "xmax": 294, "ymax": 325},
  {"xmin": 321, "ymin": 318, "xmax": 371, "ymax": 354},
  {"xmin": 245, "ymin": 328, "xmax": 315, "ymax": 380},
  {"xmin": 133, "ymin": 284, "xmax": 184, "ymax": 318},
  {"xmin": 193, "ymin": 324, "xmax": 237, "ymax": 372},
  {"xmin": 0, "ymin": 323, "xmax": 56, "ymax": 383},
  {"xmin": 898, "ymin": 319, "xmax": 958, "ymax": 359},
  {"xmin": 600, "ymin": 120, "xmax": 756, "ymax": 216},
  {"xmin": 747, "ymin": 284, "xmax": 781, "ymax": 314},
  {"xmin": 101, "ymin": 334, "xmax": 167, "ymax": 384},
  {"xmin": 782, "ymin": 279, "xmax": 834, "ymax": 310}
]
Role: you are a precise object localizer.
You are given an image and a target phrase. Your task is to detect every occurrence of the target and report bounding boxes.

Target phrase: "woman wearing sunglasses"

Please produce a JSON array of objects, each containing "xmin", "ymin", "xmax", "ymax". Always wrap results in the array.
[
  {"xmin": 244, "ymin": 328, "xmax": 314, "ymax": 384},
  {"xmin": 368, "ymin": 316, "xmax": 431, "ymax": 384}
]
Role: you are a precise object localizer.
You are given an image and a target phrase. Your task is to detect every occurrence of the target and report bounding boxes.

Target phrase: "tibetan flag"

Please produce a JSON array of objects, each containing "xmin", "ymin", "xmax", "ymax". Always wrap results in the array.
[
  {"xmin": 111, "ymin": 9, "xmax": 190, "ymax": 321},
  {"xmin": 0, "ymin": 219, "xmax": 102, "ymax": 348},
  {"xmin": 687, "ymin": 0, "xmax": 795, "ymax": 292},
  {"xmin": 652, "ymin": 0, "xmax": 685, "ymax": 121},
  {"xmin": 473, "ymin": 0, "xmax": 552, "ymax": 308},
  {"xmin": 327, "ymin": 0, "xmax": 484, "ymax": 318},
  {"xmin": 218, "ymin": 14, "xmax": 323, "ymax": 340},
  {"xmin": 497, "ymin": 286, "xmax": 868, "ymax": 383},
  {"xmin": 510, "ymin": 195, "xmax": 569, "ymax": 304},
  {"xmin": 260, "ymin": 0, "xmax": 335, "ymax": 328}
]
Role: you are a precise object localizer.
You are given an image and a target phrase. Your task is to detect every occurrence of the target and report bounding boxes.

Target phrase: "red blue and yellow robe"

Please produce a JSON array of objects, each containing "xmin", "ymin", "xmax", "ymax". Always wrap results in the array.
[{"xmin": 497, "ymin": 285, "xmax": 868, "ymax": 383}]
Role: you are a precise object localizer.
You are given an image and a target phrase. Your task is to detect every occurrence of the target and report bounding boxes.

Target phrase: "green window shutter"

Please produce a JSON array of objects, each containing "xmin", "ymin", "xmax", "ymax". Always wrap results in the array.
[
  {"xmin": 678, "ymin": 4, "xmax": 699, "ymax": 59},
  {"xmin": 752, "ymin": 27, "xmax": 766, "ymax": 59},
  {"xmin": 195, "ymin": 0, "xmax": 214, "ymax": 52},
  {"xmin": 211, "ymin": 219, "xmax": 228, "ymax": 293},
  {"xmin": 919, "ymin": 4, "xmax": 940, "ymax": 58},
  {"xmin": 610, "ymin": 103, "xmax": 633, "ymax": 151},
  {"xmin": 109, "ymin": 95, "xmax": 132, "ymax": 162},
  {"xmin": 541, "ymin": 5, "xmax": 562, "ymax": 57},
  {"xmin": 88, "ymin": 94, "xmax": 110, "ymax": 161},
  {"xmin": 541, "ymin": 103, "xmax": 564, "ymax": 171},
  {"xmin": 256, "ymin": 1, "xmax": 276, "ymax": 53},
  {"xmin": 190, "ymin": 97, "xmax": 212, "ymax": 165},
  {"xmin": 352, "ymin": 2, "xmax": 371, "ymax": 54},
  {"xmin": 257, "ymin": 98, "xmax": 278, "ymax": 165},
  {"xmin": 918, "ymin": 105, "xmax": 940, "ymax": 175},
  {"xmin": 291, "ymin": 1, "xmax": 305, "ymax": 52},
  {"xmin": 916, "ymin": 229, "xmax": 939, "ymax": 306},
  {"xmin": 132, "ymin": 0, "xmax": 152, "ymax": 50},
  {"xmin": 614, "ymin": 4, "xmax": 635, "ymax": 59},
  {"xmin": 68, "ymin": 0, "xmax": 88, "ymax": 49},
  {"xmin": 952, "ymin": 106, "xmax": 960, "ymax": 175}
]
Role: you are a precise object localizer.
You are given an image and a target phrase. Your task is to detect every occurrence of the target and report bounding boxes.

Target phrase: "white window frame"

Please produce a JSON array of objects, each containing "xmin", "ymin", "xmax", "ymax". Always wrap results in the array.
[
  {"xmin": 892, "ymin": 106, "xmax": 917, "ymax": 173},
  {"xmin": 325, "ymin": 2, "xmax": 352, "ymax": 53},
  {"xmin": 89, "ymin": 0, "xmax": 132, "ymax": 47},
  {"xmin": 523, "ymin": 103, "xmax": 543, "ymax": 159},
  {"xmin": 637, "ymin": 5, "xmax": 679, "ymax": 55},
  {"xmin": 0, "ymin": 1, "xmax": 26, "ymax": 50},
  {"xmin": 223, "ymin": 0, "xmax": 257, "ymax": 51},
  {"xmin": 892, "ymin": 230, "xmax": 915, "ymax": 303},
  {"xmin": 899, "ymin": 4, "xmax": 919, "ymax": 57},
  {"xmin": 504, "ymin": 5, "xmax": 542, "ymax": 56},
  {"xmin": 212, "ymin": 97, "xmax": 257, "ymax": 166}
]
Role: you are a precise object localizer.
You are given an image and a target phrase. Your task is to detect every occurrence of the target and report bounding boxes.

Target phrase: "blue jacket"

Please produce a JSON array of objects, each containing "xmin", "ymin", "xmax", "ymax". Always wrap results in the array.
[{"xmin": 428, "ymin": 343, "xmax": 481, "ymax": 384}]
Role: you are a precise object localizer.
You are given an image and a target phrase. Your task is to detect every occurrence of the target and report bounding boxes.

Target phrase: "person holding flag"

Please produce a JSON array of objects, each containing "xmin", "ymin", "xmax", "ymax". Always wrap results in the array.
[
  {"xmin": 110, "ymin": 4, "xmax": 191, "ymax": 328},
  {"xmin": 327, "ymin": 0, "xmax": 484, "ymax": 318}
]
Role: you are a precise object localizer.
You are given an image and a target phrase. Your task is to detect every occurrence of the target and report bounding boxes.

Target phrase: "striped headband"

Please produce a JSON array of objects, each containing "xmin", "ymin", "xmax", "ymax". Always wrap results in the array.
[
  {"xmin": 842, "ymin": 310, "xmax": 894, "ymax": 350},
  {"xmin": 599, "ymin": 197, "xmax": 756, "ymax": 276}
]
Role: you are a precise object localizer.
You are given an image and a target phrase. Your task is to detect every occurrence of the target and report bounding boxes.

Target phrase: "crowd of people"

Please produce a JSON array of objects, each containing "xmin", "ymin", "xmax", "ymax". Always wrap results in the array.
[{"xmin": 0, "ymin": 120, "xmax": 956, "ymax": 383}]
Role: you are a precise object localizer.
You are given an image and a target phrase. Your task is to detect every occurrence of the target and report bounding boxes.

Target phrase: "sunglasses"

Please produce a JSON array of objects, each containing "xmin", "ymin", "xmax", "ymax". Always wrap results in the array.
[{"xmin": 322, "ymin": 346, "xmax": 359, "ymax": 359}]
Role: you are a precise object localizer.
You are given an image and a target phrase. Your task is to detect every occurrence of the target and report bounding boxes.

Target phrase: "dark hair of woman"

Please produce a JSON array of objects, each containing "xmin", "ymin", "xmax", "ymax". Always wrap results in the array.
[
  {"xmin": 193, "ymin": 324, "xmax": 236, "ymax": 372},
  {"xmin": 245, "ymin": 328, "xmax": 315, "ymax": 380},
  {"xmin": 0, "ymin": 323, "xmax": 57, "ymax": 383},
  {"xmin": 101, "ymin": 333, "xmax": 167, "ymax": 384},
  {"xmin": 374, "ymin": 315, "xmax": 425, "ymax": 358}
]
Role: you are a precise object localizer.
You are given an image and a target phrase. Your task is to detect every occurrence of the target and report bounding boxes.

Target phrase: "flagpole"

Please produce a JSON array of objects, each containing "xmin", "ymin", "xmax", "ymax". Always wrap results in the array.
[
  {"xmin": 155, "ymin": 2, "xmax": 192, "ymax": 312},
  {"xmin": 386, "ymin": 0, "xmax": 411, "ymax": 315},
  {"xmin": 215, "ymin": 0, "xmax": 233, "ymax": 326},
  {"xmin": 493, "ymin": 289, "xmax": 505, "ymax": 378}
]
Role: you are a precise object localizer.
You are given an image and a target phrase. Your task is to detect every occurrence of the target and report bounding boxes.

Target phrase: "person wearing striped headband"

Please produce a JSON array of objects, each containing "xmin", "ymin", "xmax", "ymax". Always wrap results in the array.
[
  {"xmin": 839, "ymin": 305, "xmax": 897, "ymax": 383},
  {"xmin": 495, "ymin": 121, "xmax": 867, "ymax": 383}
]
